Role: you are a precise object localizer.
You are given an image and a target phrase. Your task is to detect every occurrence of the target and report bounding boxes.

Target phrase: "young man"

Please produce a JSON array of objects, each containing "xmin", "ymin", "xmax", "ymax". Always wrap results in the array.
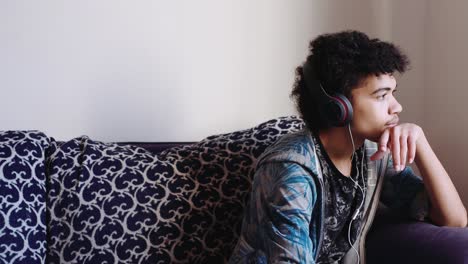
[{"xmin": 229, "ymin": 30, "xmax": 467, "ymax": 264}]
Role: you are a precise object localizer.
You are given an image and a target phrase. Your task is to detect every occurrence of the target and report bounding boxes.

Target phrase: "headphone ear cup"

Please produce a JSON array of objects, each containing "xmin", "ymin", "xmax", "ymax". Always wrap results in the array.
[
  {"xmin": 302, "ymin": 60, "xmax": 353, "ymax": 127},
  {"xmin": 320, "ymin": 94, "xmax": 353, "ymax": 127},
  {"xmin": 336, "ymin": 94, "xmax": 353, "ymax": 126}
]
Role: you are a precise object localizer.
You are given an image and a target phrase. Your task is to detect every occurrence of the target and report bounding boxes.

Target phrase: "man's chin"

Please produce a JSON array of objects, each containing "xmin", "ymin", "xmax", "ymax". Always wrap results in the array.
[
  {"xmin": 353, "ymin": 129, "xmax": 384, "ymax": 144},
  {"xmin": 365, "ymin": 133, "xmax": 383, "ymax": 143}
]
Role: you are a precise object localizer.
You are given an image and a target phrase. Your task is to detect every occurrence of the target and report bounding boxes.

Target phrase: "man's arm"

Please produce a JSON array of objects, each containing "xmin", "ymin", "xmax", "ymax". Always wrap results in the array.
[
  {"xmin": 252, "ymin": 162, "xmax": 317, "ymax": 263},
  {"xmin": 414, "ymin": 135, "xmax": 467, "ymax": 227},
  {"xmin": 371, "ymin": 124, "xmax": 467, "ymax": 227}
]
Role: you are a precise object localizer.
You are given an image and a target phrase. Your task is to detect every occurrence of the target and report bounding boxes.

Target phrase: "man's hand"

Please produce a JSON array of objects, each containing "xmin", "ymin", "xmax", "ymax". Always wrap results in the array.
[
  {"xmin": 370, "ymin": 123, "xmax": 424, "ymax": 171},
  {"xmin": 370, "ymin": 123, "xmax": 467, "ymax": 227}
]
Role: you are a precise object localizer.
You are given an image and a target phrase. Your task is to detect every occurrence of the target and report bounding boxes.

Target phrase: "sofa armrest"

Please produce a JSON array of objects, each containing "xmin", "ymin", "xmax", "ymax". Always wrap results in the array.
[
  {"xmin": 366, "ymin": 208, "xmax": 468, "ymax": 264},
  {"xmin": 0, "ymin": 131, "xmax": 51, "ymax": 264}
]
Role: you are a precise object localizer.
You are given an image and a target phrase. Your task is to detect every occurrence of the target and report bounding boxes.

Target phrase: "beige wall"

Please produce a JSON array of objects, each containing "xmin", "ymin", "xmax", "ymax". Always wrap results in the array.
[
  {"xmin": 423, "ymin": 0, "xmax": 468, "ymax": 207},
  {"xmin": 385, "ymin": 0, "xmax": 468, "ymax": 207}
]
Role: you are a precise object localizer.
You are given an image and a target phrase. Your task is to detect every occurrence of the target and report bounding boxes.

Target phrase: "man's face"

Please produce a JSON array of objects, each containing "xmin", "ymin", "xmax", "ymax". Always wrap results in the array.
[{"xmin": 350, "ymin": 73, "xmax": 402, "ymax": 142}]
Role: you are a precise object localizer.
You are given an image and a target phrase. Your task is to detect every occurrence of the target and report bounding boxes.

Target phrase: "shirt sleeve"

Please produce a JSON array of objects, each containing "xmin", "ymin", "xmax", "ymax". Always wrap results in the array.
[
  {"xmin": 248, "ymin": 161, "xmax": 318, "ymax": 263},
  {"xmin": 379, "ymin": 154, "xmax": 431, "ymax": 221}
]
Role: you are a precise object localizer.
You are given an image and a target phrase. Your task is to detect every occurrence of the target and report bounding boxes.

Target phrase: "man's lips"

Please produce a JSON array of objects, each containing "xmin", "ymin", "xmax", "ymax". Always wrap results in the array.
[{"xmin": 386, "ymin": 117, "xmax": 399, "ymax": 126}]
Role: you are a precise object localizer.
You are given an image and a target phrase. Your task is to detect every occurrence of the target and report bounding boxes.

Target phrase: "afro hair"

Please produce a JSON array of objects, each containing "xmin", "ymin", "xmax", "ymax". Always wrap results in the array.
[{"xmin": 290, "ymin": 30, "xmax": 410, "ymax": 132}]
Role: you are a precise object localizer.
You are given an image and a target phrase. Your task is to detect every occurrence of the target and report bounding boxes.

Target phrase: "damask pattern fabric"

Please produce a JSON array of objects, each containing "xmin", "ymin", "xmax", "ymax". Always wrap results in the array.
[
  {"xmin": 45, "ymin": 116, "xmax": 305, "ymax": 264},
  {"xmin": 0, "ymin": 131, "xmax": 51, "ymax": 264}
]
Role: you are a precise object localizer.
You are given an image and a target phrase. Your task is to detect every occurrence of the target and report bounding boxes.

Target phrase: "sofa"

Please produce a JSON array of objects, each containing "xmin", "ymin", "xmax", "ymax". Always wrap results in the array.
[{"xmin": 0, "ymin": 116, "xmax": 467, "ymax": 264}]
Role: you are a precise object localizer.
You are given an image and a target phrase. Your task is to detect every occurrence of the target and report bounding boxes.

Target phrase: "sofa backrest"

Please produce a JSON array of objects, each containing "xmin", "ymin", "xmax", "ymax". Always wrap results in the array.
[
  {"xmin": 2, "ymin": 116, "xmax": 305, "ymax": 264},
  {"xmin": 118, "ymin": 142, "xmax": 195, "ymax": 155}
]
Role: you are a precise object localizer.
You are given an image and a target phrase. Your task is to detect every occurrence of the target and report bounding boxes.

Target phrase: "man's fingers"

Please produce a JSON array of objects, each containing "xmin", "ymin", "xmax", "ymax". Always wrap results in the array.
[
  {"xmin": 370, "ymin": 129, "xmax": 390, "ymax": 161},
  {"xmin": 391, "ymin": 129, "xmax": 401, "ymax": 171},
  {"xmin": 370, "ymin": 150, "xmax": 385, "ymax": 161},
  {"xmin": 408, "ymin": 134, "xmax": 416, "ymax": 164},
  {"xmin": 379, "ymin": 129, "xmax": 390, "ymax": 151},
  {"xmin": 400, "ymin": 135, "xmax": 408, "ymax": 170},
  {"xmin": 377, "ymin": 124, "xmax": 421, "ymax": 171}
]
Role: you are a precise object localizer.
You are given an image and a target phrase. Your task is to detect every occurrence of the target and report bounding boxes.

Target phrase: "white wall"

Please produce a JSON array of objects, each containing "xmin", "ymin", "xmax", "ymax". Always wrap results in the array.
[
  {"xmin": 2, "ymin": 0, "xmax": 315, "ymax": 142},
  {"xmin": 0, "ymin": 0, "xmax": 408, "ymax": 142}
]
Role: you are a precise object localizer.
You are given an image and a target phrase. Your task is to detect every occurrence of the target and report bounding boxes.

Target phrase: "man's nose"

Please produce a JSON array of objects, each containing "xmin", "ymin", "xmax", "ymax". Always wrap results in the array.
[{"xmin": 390, "ymin": 98, "xmax": 403, "ymax": 114}]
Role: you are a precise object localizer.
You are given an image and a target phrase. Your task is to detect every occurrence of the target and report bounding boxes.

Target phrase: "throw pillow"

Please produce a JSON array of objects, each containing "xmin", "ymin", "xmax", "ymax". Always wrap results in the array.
[{"xmin": 46, "ymin": 116, "xmax": 305, "ymax": 263}]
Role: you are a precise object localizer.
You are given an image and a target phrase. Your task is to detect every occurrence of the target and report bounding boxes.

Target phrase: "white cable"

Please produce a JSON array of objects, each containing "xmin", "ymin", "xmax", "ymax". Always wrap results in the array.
[
  {"xmin": 346, "ymin": 124, "xmax": 365, "ymax": 264},
  {"xmin": 320, "ymin": 87, "xmax": 366, "ymax": 263}
]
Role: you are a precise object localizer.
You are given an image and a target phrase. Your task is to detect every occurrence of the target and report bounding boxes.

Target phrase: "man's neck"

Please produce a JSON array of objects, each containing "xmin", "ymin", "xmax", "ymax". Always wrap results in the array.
[{"xmin": 318, "ymin": 126, "xmax": 364, "ymax": 162}]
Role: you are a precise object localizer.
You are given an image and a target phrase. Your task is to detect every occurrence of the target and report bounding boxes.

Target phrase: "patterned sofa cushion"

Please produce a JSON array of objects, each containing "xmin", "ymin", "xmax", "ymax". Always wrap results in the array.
[
  {"xmin": 0, "ymin": 131, "xmax": 52, "ymax": 264},
  {"xmin": 46, "ymin": 116, "xmax": 305, "ymax": 264}
]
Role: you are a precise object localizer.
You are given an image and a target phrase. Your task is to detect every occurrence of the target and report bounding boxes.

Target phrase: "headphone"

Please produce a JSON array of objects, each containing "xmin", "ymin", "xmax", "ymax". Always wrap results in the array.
[{"xmin": 302, "ymin": 58, "xmax": 354, "ymax": 127}]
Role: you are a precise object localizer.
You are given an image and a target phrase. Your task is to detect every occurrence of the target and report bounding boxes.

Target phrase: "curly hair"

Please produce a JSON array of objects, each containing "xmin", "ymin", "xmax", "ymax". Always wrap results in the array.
[{"xmin": 290, "ymin": 30, "xmax": 410, "ymax": 132}]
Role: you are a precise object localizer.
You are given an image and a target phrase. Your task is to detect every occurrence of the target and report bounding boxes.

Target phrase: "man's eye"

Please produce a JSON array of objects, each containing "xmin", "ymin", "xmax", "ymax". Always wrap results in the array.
[{"xmin": 377, "ymin": 94, "xmax": 387, "ymax": 100}]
